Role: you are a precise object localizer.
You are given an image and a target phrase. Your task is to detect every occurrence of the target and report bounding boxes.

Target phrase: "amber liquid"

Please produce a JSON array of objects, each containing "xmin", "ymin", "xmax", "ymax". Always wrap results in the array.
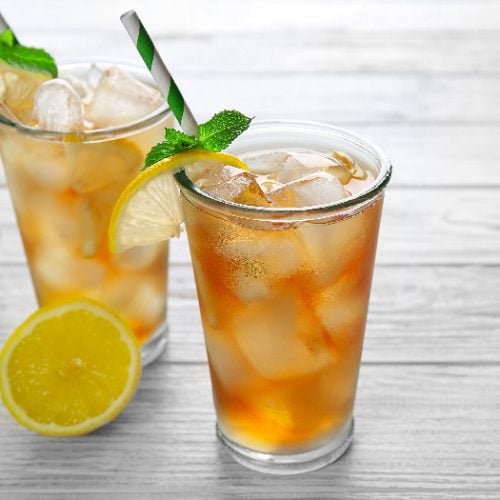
[
  {"xmin": 183, "ymin": 194, "xmax": 383, "ymax": 453},
  {"xmin": 0, "ymin": 119, "xmax": 171, "ymax": 344}
]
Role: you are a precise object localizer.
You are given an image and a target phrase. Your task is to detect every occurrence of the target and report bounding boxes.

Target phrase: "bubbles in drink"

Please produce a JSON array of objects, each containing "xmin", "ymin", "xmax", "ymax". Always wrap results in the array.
[
  {"xmin": 221, "ymin": 231, "xmax": 302, "ymax": 279},
  {"xmin": 232, "ymin": 273, "xmax": 272, "ymax": 302},
  {"xmin": 32, "ymin": 79, "xmax": 84, "ymax": 132}
]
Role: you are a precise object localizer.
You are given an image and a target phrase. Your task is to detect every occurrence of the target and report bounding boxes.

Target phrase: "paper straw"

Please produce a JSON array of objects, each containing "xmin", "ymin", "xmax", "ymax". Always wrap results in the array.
[
  {"xmin": 0, "ymin": 12, "xmax": 19, "ymax": 44},
  {"xmin": 120, "ymin": 10, "xmax": 198, "ymax": 137}
]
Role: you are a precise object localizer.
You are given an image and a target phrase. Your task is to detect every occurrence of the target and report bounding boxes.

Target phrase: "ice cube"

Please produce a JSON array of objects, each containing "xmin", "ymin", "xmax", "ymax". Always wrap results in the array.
[
  {"xmin": 295, "ymin": 205, "xmax": 378, "ymax": 287},
  {"xmin": 112, "ymin": 244, "xmax": 163, "ymax": 271},
  {"xmin": 103, "ymin": 278, "xmax": 166, "ymax": 328},
  {"xmin": 275, "ymin": 152, "xmax": 338, "ymax": 184},
  {"xmin": 197, "ymin": 164, "xmax": 271, "ymax": 207},
  {"xmin": 205, "ymin": 333, "xmax": 255, "ymax": 392},
  {"xmin": 33, "ymin": 246, "xmax": 106, "ymax": 291},
  {"xmin": 234, "ymin": 293, "xmax": 332, "ymax": 380},
  {"xmin": 21, "ymin": 142, "xmax": 70, "ymax": 190},
  {"xmin": 67, "ymin": 139, "xmax": 142, "ymax": 193},
  {"xmin": 86, "ymin": 63, "xmax": 104, "ymax": 89},
  {"xmin": 60, "ymin": 74, "xmax": 92, "ymax": 104},
  {"xmin": 268, "ymin": 171, "xmax": 346, "ymax": 208},
  {"xmin": 221, "ymin": 233, "xmax": 302, "ymax": 279},
  {"xmin": 32, "ymin": 79, "xmax": 84, "ymax": 132},
  {"xmin": 314, "ymin": 287, "xmax": 368, "ymax": 342},
  {"xmin": 289, "ymin": 152, "xmax": 338, "ymax": 170},
  {"xmin": 85, "ymin": 67, "xmax": 163, "ymax": 128},
  {"xmin": 232, "ymin": 273, "xmax": 272, "ymax": 302},
  {"xmin": 243, "ymin": 152, "xmax": 289, "ymax": 175},
  {"xmin": 26, "ymin": 193, "xmax": 84, "ymax": 251}
]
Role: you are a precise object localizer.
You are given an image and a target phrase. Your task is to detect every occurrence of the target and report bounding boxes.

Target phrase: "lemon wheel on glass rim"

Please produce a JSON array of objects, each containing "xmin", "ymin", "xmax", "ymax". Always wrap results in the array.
[{"xmin": 108, "ymin": 149, "xmax": 249, "ymax": 252}]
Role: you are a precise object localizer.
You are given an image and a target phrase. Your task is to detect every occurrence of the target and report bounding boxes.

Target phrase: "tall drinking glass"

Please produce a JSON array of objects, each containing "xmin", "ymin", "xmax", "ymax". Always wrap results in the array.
[
  {"xmin": 176, "ymin": 121, "xmax": 391, "ymax": 473},
  {"xmin": 0, "ymin": 62, "xmax": 173, "ymax": 365}
]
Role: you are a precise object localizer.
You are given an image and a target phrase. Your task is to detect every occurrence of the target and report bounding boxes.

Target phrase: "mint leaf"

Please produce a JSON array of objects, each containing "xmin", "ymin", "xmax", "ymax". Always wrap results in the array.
[
  {"xmin": 0, "ymin": 29, "xmax": 57, "ymax": 77},
  {"xmin": 144, "ymin": 129, "xmax": 198, "ymax": 167},
  {"xmin": 164, "ymin": 128, "xmax": 198, "ymax": 148},
  {"xmin": 198, "ymin": 110, "xmax": 252, "ymax": 151},
  {"xmin": 0, "ymin": 29, "xmax": 16, "ymax": 48},
  {"xmin": 143, "ymin": 110, "xmax": 252, "ymax": 168}
]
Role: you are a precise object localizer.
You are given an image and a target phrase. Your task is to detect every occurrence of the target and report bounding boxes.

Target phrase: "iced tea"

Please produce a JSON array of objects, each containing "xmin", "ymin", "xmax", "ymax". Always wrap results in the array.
[
  {"xmin": 177, "ymin": 121, "xmax": 391, "ymax": 472},
  {"xmin": 0, "ymin": 62, "xmax": 173, "ymax": 364}
]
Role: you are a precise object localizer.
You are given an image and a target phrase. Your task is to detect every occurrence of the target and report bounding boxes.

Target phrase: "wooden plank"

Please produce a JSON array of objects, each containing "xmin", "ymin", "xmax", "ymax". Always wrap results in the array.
[
  {"xmin": 0, "ymin": 364, "xmax": 498, "ymax": 498},
  {"xmin": 10, "ymin": 31, "xmax": 500, "ymax": 75},
  {"xmin": 159, "ymin": 264, "xmax": 500, "ymax": 364},
  {"xmin": 4, "ymin": 1, "xmax": 500, "ymax": 36},
  {"xmin": 169, "ymin": 188, "xmax": 500, "ymax": 265},
  {"xmin": 1, "ymin": 72, "xmax": 497, "ymax": 124},
  {"xmin": 1, "ymin": 188, "xmax": 498, "ymax": 265},
  {"xmin": 0, "ymin": 264, "xmax": 499, "ymax": 364},
  {"xmin": 1, "ymin": 71, "xmax": 497, "ymax": 124},
  {"xmin": 2, "ymin": 125, "xmax": 499, "ymax": 188},
  {"xmin": 171, "ymin": 73, "xmax": 500, "ymax": 124}
]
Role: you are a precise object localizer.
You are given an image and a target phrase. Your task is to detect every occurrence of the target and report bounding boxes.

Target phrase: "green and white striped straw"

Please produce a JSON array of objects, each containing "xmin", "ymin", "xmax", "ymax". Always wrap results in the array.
[
  {"xmin": 120, "ymin": 10, "xmax": 198, "ymax": 137},
  {"xmin": 0, "ymin": 12, "xmax": 19, "ymax": 44}
]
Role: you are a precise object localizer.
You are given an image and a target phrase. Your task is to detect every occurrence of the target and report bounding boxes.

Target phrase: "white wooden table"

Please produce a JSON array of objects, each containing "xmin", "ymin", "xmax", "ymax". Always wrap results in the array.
[{"xmin": 1, "ymin": 1, "xmax": 499, "ymax": 498}]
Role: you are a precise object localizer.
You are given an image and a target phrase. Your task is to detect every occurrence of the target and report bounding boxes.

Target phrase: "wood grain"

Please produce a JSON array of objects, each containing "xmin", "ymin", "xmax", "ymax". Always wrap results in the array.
[
  {"xmin": 0, "ymin": 364, "xmax": 498, "ymax": 498},
  {"xmin": 77, "ymin": 73, "xmax": 498, "ymax": 125},
  {"xmin": 0, "ymin": 0, "xmax": 499, "ymax": 497},
  {"xmin": 7, "ymin": 30, "xmax": 500, "ymax": 75},
  {"xmin": 0, "ymin": 263, "xmax": 499, "ymax": 365},
  {"xmin": 2, "ymin": 188, "xmax": 499, "ymax": 266},
  {"xmin": 2, "ymin": 124, "xmax": 499, "ymax": 188},
  {"xmin": 5, "ymin": 0, "xmax": 500, "ymax": 34}
]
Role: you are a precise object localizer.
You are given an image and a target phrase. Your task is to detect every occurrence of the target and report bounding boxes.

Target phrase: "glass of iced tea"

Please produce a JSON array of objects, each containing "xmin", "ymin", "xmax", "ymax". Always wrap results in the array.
[
  {"xmin": 0, "ymin": 61, "xmax": 173, "ymax": 365},
  {"xmin": 175, "ymin": 121, "xmax": 391, "ymax": 473}
]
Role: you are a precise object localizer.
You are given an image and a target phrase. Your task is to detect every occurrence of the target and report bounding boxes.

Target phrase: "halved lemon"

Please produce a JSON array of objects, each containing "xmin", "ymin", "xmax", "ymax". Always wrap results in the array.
[
  {"xmin": 0, "ymin": 299, "xmax": 141, "ymax": 436},
  {"xmin": 108, "ymin": 149, "xmax": 249, "ymax": 253}
]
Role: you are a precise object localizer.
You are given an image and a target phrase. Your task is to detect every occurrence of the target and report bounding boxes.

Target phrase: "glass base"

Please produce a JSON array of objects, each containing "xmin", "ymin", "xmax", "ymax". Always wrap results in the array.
[
  {"xmin": 141, "ymin": 320, "xmax": 168, "ymax": 367},
  {"xmin": 216, "ymin": 417, "xmax": 354, "ymax": 475}
]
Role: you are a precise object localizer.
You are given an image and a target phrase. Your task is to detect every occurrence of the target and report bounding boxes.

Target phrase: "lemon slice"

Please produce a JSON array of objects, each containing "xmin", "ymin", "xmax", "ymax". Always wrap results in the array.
[
  {"xmin": 108, "ymin": 149, "xmax": 249, "ymax": 253},
  {"xmin": 0, "ymin": 299, "xmax": 141, "ymax": 436},
  {"xmin": 0, "ymin": 61, "xmax": 49, "ymax": 123}
]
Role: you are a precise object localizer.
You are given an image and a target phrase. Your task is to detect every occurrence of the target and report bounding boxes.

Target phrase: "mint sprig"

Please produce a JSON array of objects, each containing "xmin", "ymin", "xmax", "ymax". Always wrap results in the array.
[
  {"xmin": 0, "ymin": 28, "xmax": 57, "ymax": 78},
  {"xmin": 144, "ymin": 110, "xmax": 252, "ymax": 167}
]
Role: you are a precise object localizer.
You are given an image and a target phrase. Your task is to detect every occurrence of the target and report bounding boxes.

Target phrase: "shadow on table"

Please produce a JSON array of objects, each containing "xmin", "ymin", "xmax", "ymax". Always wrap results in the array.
[{"xmin": 210, "ymin": 437, "xmax": 358, "ymax": 495}]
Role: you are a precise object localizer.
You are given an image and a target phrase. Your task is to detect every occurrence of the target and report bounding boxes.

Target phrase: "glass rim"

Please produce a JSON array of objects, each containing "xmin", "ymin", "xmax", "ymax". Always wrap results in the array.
[
  {"xmin": 0, "ymin": 60, "xmax": 171, "ymax": 142},
  {"xmin": 175, "ymin": 120, "xmax": 392, "ymax": 218}
]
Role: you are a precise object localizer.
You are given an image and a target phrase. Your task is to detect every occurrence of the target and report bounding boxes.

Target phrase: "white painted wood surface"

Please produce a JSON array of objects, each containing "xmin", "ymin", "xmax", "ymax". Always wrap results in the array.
[{"xmin": 1, "ymin": 1, "xmax": 499, "ymax": 497}]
